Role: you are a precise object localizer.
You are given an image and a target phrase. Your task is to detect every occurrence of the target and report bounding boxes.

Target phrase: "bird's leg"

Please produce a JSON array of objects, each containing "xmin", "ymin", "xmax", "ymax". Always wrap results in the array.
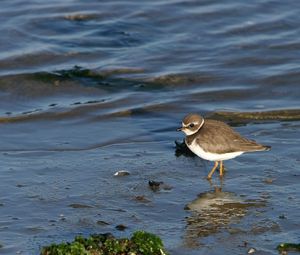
[
  {"xmin": 207, "ymin": 161, "xmax": 219, "ymax": 180},
  {"xmin": 219, "ymin": 161, "xmax": 224, "ymax": 177}
]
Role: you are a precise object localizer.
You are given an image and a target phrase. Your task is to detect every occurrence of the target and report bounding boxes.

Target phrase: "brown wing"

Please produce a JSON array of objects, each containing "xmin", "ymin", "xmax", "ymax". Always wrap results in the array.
[{"xmin": 196, "ymin": 119, "xmax": 269, "ymax": 154}]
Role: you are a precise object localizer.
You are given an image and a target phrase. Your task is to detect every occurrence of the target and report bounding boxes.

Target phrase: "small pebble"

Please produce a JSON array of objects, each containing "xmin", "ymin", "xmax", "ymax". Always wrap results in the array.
[
  {"xmin": 264, "ymin": 178, "xmax": 274, "ymax": 184},
  {"xmin": 114, "ymin": 170, "xmax": 130, "ymax": 177},
  {"xmin": 148, "ymin": 180, "xmax": 162, "ymax": 186},
  {"xmin": 214, "ymin": 186, "xmax": 222, "ymax": 193},
  {"xmin": 279, "ymin": 214, "xmax": 286, "ymax": 219},
  {"xmin": 248, "ymin": 247, "xmax": 256, "ymax": 254},
  {"xmin": 134, "ymin": 195, "xmax": 151, "ymax": 203},
  {"xmin": 59, "ymin": 214, "xmax": 66, "ymax": 221}
]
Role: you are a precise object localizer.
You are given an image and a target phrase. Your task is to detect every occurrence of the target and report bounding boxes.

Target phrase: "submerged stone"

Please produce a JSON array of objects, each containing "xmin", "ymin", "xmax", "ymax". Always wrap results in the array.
[
  {"xmin": 97, "ymin": 220, "xmax": 110, "ymax": 226},
  {"xmin": 148, "ymin": 181, "xmax": 172, "ymax": 192},
  {"xmin": 68, "ymin": 203, "xmax": 93, "ymax": 209},
  {"xmin": 115, "ymin": 224, "xmax": 127, "ymax": 231},
  {"xmin": 114, "ymin": 170, "xmax": 130, "ymax": 177},
  {"xmin": 148, "ymin": 181, "xmax": 163, "ymax": 192}
]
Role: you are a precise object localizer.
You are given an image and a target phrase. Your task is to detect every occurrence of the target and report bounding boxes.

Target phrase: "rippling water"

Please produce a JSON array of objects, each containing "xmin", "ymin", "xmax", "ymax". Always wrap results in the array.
[{"xmin": 0, "ymin": 0, "xmax": 299, "ymax": 254}]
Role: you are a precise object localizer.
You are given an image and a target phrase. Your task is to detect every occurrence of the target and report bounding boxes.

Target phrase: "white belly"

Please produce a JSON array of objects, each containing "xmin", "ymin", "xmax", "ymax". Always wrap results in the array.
[{"xmin": 187, "ymin": 140, "xmax": 244, "ymax": 161}]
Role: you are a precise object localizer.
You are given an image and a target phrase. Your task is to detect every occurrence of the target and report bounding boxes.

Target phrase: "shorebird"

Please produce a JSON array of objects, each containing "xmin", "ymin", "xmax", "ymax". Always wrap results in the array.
[{"xmin": 177, "ymin": 113, "xmax": 270, "ymax": 179}]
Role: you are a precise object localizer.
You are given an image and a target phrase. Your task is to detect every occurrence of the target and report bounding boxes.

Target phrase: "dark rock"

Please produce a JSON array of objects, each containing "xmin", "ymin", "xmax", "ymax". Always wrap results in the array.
[
  {"xmin": 148, "ymin": 180, "xmax": 173, "ymax": 192},
  {"xmin": 279, "ymin": 214, "xmax": 286, "ymax": 219},
  {"xmin": 148, "ymin": 180, "xmax": 163, "ymax": 191},
  {"xmin": 115, "ymin": 224, "xmax": 127, "ymax": 231}
]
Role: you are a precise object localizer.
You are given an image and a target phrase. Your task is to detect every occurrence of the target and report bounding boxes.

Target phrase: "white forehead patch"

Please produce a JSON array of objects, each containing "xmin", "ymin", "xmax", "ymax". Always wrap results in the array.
[
  {"xmin": 181, "ymin": 119, "xmax": 205, "ymax": 135},
  {"xmin": 182, "ymin": 121, "xmax": 199, "ymax": 127}
]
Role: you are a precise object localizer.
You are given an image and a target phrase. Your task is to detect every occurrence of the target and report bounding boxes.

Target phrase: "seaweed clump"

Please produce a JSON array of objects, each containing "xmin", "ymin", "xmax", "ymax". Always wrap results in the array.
[
  {"xmin": 277, "ymin": 243, "xmax": 300, "ymax": 253},
  {"xmin": 40, "ymin": 231, "xmax": 167, "ymax": 255},
  {"xmin": 174, "ymin": 140, "xmax": 195, "ymax": 157}
]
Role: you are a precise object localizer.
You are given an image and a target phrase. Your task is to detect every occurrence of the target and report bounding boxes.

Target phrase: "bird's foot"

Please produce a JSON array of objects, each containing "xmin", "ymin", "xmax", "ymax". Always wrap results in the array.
[{"xmin": 206, "ymin": 175, "xmax": 212, "ymax": 181}]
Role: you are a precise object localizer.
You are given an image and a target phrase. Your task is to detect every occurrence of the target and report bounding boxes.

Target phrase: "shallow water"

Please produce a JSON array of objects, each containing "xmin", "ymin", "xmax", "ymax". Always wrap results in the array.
[{"xmin": 0, "ymin": 0, "xmax": 300, "ymax": 254}]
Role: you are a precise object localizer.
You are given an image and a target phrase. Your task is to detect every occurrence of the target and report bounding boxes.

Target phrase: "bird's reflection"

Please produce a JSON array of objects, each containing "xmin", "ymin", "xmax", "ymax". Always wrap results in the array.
[{"xmin": 183, "ymin": 186, "xmax": 264, "ymax": 248}]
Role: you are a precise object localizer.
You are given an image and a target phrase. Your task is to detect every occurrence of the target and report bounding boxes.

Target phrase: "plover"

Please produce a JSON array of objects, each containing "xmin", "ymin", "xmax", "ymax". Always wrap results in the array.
[{"xmin": 177, "ymin": 113, "xmax": 270, "ymax": 179}]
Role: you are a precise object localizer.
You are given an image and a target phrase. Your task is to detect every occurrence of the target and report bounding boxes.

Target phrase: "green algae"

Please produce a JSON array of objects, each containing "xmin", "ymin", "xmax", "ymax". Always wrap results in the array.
[
  {"xmin": 55, "ymin": 66, "xmax": 103, "ymax": 79},
  {"xmin": 131, "ymin": 231, "xmax": 165, "ymax": 255},
  {"xmin": 30, "ymin": 66, "xmax": 142, "ymax": 83},
  {"xmin": 208, "ymin": 109, "xmax": 300, "ymax": 124},
  {"xmin": 40, "ymin": 231, "xmax": 167, "ymax": 255},
  {"xmin": 277, "ymin": 243, "xmax": 300, "ymax": 253}
]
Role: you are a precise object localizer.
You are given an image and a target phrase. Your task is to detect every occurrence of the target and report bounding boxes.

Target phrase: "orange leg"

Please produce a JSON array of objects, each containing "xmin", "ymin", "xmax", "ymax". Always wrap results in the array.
[
  {"xmin": 219, "ymin": 161, "xmax": 224, "ymax": 177},
  {"xmin": 207, "ymin": 161, "xmax": 219, "ymax": 180}
]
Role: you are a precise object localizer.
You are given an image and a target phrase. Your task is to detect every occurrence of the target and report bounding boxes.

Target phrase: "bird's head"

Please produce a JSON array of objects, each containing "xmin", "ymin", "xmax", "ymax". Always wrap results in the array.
[{"xmin": 177, "ymin": 113, "xmax": 204, "ymax": 136}]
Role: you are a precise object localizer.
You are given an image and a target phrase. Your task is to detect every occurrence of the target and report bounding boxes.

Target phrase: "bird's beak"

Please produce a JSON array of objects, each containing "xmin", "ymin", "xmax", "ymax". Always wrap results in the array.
[{"xmin": 177, "ymin": 127, "xmax": 182, "ymax": 132}]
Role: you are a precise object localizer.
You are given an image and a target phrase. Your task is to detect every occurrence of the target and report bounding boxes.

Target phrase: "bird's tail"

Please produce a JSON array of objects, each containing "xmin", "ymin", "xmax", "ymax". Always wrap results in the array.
[{"xmin": 242, "ymin": 139, "xmax": 271, "ymax": 152}]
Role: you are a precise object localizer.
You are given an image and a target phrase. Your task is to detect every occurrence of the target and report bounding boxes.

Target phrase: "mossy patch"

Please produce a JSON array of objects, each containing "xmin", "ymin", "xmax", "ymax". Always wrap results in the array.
[
  {"xmin": 208, "ymin": 109, "xmax": 300, "ymax": 125},
  {"xmin": 277, "ymin": 243, "xmax": 300, "ymax": 253},
  {"xmin": 40, "ymin": 231, "xmax": 167, "ymax": 255}
]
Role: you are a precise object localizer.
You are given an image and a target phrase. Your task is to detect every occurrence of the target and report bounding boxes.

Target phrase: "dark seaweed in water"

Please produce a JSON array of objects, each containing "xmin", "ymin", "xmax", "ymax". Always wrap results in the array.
[{"xmin": 175, "ymin": 139, "xmax": 195, "ymax": 157}]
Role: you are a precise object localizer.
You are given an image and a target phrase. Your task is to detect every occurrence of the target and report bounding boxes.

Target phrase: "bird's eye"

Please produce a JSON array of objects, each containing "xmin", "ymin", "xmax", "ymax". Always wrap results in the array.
[{"xmin": 189, "ymin": 123, "xmax": 195, "ymax": 128}]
